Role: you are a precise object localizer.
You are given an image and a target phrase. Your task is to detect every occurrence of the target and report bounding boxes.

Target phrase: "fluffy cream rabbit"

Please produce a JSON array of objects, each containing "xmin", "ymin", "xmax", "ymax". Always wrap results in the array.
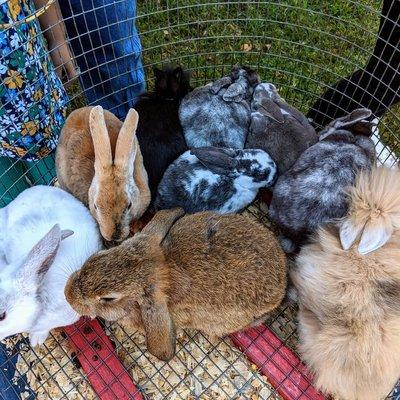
[{"xmin": 292, "ymin": 165, "xmax": 400, "ymax": 400}]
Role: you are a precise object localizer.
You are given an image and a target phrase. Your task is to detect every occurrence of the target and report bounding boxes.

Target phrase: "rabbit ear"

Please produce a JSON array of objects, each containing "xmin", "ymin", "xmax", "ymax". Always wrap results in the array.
[
  {"xmin": 115, "ymin": 108, "xmax": 139, "ymax": 171},
  {"xmin": 61, "ymin": 229, "xmax": 74, "ymax": 240},
  {"xmin": 17, "ymin": 224, "xmax": 62, "ymax": 291},
  {"xmin": 191, "ymin": 147, "xmax": 238, "ymax": 175},
  {"xmin": 140, "ymin": 290, "xmax": 176, "ymax": 361},
  {"xmin": 340, "ymin": 217, "xmax": 393, "ymax": 254},
  {"xmin": 210, "ymin": 76, "xmax": 232, "ymax": 95},
  {"xmin": 89, "ymin": 106, "xmax": 113, "ymax": 169},
  {"xmin": 173, "ymin": 66, "xmax": 183, "ymax": 81},
  {"xmin": 358, "ymin": 218, "xmax": 393, "ymax": 255},
  {"xmin": 339, "ymin": 219, "xmax": 365, "ymax": 250},
  {"xmin": 141, "ymin": 208, "xmax": 185, "ymax": 244},
  {"xmin": 153, "ymin": 67, "xmax": 164, "ymax": 80},
  {"xmin": 259, "ymin": 99, "xmax": 285, "ymax": 123},
  {"xmin": 335, "ymin": 108, "xmax": 374, "ymax": 138},
  {"xmin": 222, "ymin": 81, "xmax": 246, "ymax": 102},
  {"xmin": 334, "ymin": 108, "xmax": 372, "ymax": 129}
]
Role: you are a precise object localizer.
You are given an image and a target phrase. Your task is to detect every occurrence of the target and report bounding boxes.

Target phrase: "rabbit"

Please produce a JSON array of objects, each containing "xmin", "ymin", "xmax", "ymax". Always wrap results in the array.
[
  {"xmin": 245, "ymin": 82, "xmax": 318, "ymax": 174},
  {"xmin": 0, "ymin": 185, "xmax": 102, "ymax": 346},
  {"xmin": 65, "ymin": 208, "xmax": 288, "ymax": 361},
  {"xmin": 134, "ymin": 66, "xmax": 192, "ymax": 201},
  {"xmin": 179, "ymin": 65, "xmax": 260, "ymax": 149},
  {"xmin": 154, "ymin": 146, "xmax": 277, "ymax": 214},
  {"xmin": 268, "ymin": 108, "xmax": 377, "ymax": 251},
  {"xmin": 56, "ymin": 105, "xmax": 151, "ymax": 243},
  {"xmin": 291, "ymin": 165, "xmax": 400, "ymax": 400}
]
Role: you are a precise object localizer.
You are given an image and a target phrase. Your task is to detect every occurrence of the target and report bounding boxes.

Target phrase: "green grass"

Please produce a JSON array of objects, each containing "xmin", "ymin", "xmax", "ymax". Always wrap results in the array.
[{"xmin": 69, "ymin": 0, "xmax": 400, "ymax": 157}]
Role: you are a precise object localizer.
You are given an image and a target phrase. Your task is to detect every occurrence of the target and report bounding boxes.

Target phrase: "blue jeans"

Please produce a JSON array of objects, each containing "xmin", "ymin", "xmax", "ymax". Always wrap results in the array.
[{"xmin": 59, "ymin": 0, "xmax": 146, "ymax": 119}]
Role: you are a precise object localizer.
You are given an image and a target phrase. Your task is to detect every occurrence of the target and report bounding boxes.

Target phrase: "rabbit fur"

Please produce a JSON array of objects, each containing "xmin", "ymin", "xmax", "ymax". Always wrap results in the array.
[
  {"xmin": 65, "ymin": 208, "xmax": 287, "ymax": 361},
  {"xmin": 179, "ymin": 66, "xmax": 260, "ymax": 149},
  {"xmin": 245, "ymin": 82, "xmax": 318, "ymax": 174},
  {"xmin": 56, "ymin": 105, "xmax": 150, "ymax": 242},
  {"xmin": 291, "ymin": 165, "xmax": 400, "ymax": 400},
  {"xmin": 0, "ymin": 185, "xmax": 102, "ymax": 346},
  {"xmin": 154, "ymin": 147, "xmax": 277, "ymax": 214},
  {"xmin": 269, "ymin": 108, "xmax": 376, "ymax": 250},
  {"xmin": 134, "ymin": 66, "xmax": 191, "ymax": 201}
]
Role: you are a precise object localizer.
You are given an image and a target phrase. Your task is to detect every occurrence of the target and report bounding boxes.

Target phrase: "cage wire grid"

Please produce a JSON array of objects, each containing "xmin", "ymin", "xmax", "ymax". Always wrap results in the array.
[{"xmin": 0, "ymin": 0, "xmax": 400, "ymax": 399}]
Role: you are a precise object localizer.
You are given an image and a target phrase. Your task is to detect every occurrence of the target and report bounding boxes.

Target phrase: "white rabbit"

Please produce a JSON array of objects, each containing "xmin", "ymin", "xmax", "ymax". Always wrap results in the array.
[{"xmin": 0, "ymin": 185, "xmax": 102, "ymax": 345}]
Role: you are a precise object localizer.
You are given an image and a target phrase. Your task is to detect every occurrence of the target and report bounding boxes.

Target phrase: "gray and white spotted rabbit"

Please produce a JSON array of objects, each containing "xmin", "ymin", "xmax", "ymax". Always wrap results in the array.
[
  {"xmin": 245, "ymin": 83, "xmax": 318, "ymax": 174},
  {"xmin": 179, "ymin": 66, "xmax": 260, "ymax": 149},
  {"xmin": 269, "ymin": 108, "xmax": 376, "ymax": 252},
  {"xmin": 155, "ymin": 147, "xmax": 277, "ymax": 213}
]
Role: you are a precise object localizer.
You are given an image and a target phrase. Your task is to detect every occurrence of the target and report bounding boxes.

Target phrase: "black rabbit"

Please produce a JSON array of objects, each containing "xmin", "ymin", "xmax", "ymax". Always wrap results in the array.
[{"xmin": 135, "ymin": 66, "xmax": 192, "ymax": 202}]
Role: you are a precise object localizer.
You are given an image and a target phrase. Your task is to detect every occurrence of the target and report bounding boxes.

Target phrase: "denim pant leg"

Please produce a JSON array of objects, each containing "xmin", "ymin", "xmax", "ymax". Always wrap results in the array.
[
  {"xmin": 0, "ymin": 341, "xmax": 35, "ymax": 400},
  {"xmin": 59, "ymin": 0, "xmax": 146, "ymax": 119}
]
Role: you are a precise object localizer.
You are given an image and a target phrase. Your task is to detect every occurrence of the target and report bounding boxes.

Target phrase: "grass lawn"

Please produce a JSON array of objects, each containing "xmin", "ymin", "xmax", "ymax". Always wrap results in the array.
[{"xmin": 69, "ymin": 0, "xmax": 400, "ymax": 158}]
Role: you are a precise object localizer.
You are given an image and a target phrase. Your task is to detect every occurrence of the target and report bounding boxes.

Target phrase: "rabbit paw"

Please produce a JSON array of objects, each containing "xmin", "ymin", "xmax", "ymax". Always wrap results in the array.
[{"xmin": 29, "ymin": 331, "xmax": 49, "ymax": 347}]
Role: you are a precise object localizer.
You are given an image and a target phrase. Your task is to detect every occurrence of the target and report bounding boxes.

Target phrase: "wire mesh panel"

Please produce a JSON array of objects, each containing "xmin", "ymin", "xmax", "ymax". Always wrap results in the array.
[{"xmin": 0, "ymin": 0, "xmax": 399, "ymax": 399}]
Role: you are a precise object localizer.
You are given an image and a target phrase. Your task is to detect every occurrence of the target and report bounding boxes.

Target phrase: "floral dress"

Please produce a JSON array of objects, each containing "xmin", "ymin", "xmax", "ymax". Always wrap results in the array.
[{"xmin": 0, "ymin": 0, "xmax": 68, "ymax": 161}]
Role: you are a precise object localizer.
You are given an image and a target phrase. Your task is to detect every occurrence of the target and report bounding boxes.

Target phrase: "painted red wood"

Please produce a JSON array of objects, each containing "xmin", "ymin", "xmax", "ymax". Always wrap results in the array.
[
  {"xmin": 230, "ymin": 325, "xmax": 327, "ymax": 400},
  {"xmin": 64, "ymin": 317, "xmax": 143, "ymax": 400}
]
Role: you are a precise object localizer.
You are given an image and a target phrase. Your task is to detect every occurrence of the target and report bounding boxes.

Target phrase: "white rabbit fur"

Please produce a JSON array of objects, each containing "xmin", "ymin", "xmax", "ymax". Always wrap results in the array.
[{"xmin": 0, "ymin": 185, "xmax": 102, "ymax": 345}]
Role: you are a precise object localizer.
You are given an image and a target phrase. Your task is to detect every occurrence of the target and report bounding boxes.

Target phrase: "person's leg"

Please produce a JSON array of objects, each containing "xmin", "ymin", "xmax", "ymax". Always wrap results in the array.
[
  {"xmin": 0, "ymin": 158, "xmax": 29, "ymax": 207},
  {"xmin": 59, "ymin": 0, "xmax": 146, "ymax": 119},
  {"xmin": 22, "ymin": 153, "xmax": 56, "ymax": 186}
]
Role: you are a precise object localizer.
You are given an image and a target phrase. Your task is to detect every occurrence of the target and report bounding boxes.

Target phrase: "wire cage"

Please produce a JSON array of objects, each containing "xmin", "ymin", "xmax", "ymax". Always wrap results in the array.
[{"xmin": 0, "ymin": 0, "xmax": 400, "ymax": 399}]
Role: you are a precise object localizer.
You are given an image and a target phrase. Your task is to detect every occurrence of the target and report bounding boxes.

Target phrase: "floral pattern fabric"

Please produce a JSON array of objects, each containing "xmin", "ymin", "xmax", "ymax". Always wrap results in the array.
[{"xmin": 0, "ymin": 0, "xmax": 68, "ymax": 161}]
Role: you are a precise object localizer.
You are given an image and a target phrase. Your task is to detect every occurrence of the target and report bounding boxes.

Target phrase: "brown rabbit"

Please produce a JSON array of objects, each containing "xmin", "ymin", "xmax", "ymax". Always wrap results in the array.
[
  {"xmin": 56, "ymin": 106, "xmax": 150, "ymax": 242},
  {"xmin": 291, "ymin": 166, "xmax": 400, "ymax": 400},
  {"xmin": 65, "ymin": 208, "xmax": 287, "ymax": 361}
]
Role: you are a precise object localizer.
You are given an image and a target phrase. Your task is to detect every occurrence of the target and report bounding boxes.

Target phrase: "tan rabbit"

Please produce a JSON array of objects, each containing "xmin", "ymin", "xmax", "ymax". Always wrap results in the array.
[
  {"xmin": 56, "ymin": 106, "xmax": 150, "ymax": 242},
  {"xmin": 65, "ymin": 208, "xmax": 287, "ymax": 361},
  {"xmin": 291, "ymin": 166, "xmax": 400, "ymax": 400}
]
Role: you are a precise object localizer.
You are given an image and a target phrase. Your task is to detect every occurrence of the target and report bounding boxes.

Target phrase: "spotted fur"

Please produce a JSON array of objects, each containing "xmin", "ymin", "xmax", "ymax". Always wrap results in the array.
[
  {"xmin": 155, "ymin": 147, "xmax": 277, "ymax": 213},
  {"xmin": 179, "ymin": 66, "xmax": 260, "ymax": 149},
  {"xmin": 269, "ymin": 108, "xmax": 376, "ymax": 249}
]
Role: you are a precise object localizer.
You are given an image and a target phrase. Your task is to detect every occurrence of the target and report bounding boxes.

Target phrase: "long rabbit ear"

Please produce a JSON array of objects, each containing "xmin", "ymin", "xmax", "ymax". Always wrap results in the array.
[
  {"xmin": 89, "ymin": 106, "xmax": 113, "ymax": 169},
  {"xmin": 115, "ymin": 108, "xmax": 139, "ymax": 171},
  {"xmin": 141, "ymin": 208, "xmax": 185, "ymax": 244},
  {"xmin": 191, "ymin": 147, "xmax": 238, "ymax": 175},
  {"xmin": 259, "ymin": 98, "xmax": 285, "ymax": 123},
  {"xmin": 17, "ymin": 224, "xmax": 62, "ymax": 292},
  {"xmin": 140, "ymin": 290, "xmax": 176, "ymax": 361}
]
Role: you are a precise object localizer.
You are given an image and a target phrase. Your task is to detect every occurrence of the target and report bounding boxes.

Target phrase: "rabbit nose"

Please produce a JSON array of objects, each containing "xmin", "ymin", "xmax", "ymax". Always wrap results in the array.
[{"xmin": 111, "ymin": 225, "xmax": 123, "ymax": 242}]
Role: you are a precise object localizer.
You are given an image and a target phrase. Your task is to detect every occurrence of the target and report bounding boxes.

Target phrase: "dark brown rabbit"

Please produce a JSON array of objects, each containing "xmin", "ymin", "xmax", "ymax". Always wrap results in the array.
[{"xmin": 65, "ymin": 208, "xmax": 287, "ymax": 361}]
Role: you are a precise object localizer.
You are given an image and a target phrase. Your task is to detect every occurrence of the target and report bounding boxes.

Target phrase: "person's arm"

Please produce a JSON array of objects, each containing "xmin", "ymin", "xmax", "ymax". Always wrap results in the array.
[{"xmin": 33, "ymin": 0, "xmax": 77, "ymax": 81}]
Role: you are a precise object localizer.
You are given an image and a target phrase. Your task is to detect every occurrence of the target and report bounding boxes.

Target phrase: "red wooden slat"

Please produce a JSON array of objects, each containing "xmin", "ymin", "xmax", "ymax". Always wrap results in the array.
[
  {"xmin": 230, "ymin": 325, "xmax": 327, "ymax": 400},
  {"xmin": 64, "ymin": 318, "xmax": 143, "ymax": 400}
]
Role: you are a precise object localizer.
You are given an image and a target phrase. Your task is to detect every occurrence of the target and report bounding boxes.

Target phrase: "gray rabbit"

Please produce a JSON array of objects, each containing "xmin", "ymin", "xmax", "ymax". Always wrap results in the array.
[
  {"xmin": 154, "ymin": 147, "xmax": 277, "ymax": 213},
  {"xmin": 269, "ymin": 108, "xmax": 376, "ymax": 251},
  {"xmin": 179, "ymin": 66, "xmax": 260, "ymax": 149},
  {"xmin": 245, "ymin": 83, "xmax": 318, "ymax": 174}
]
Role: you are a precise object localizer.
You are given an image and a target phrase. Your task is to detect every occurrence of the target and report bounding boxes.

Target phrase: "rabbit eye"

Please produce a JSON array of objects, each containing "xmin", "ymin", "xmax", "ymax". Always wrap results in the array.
[
  {"xmin": 100, "ymin": 297, "xmax": 117, "ymax": 303},
  {"xmin": 0, "ymin": 312, "xmax": 6, "ymax": 321},
  {"xmin": 127, "ymin": 202, "xmax": 132, "ymax": 210},
  {"xmin": 94, "ymin": 203, "xmax": 98, "ymax": 211}
]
